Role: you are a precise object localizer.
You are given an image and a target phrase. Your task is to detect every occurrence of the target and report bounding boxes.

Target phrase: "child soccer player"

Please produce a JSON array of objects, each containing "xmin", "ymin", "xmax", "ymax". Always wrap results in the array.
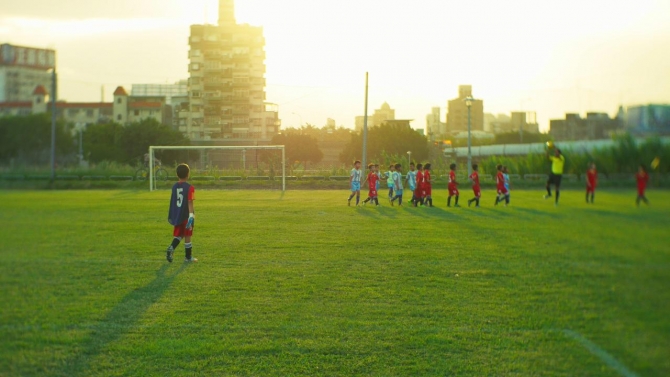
[
  {"xmin": 348, "ymin": 160, "xmax": 362, "ymax": 206},
  {"xmin": 495, "ymin": 164, "xmax": 510, "ymax": 206},
  {"xmin": 447, "ymin": 163, "xmax": 460, "ymax": 207},
  {"xmin": 503, "ymin": 166, "xmax": 511, "ymax": 204},
  {"xmin": 635, "ymin": 164, "xmax": 650, "ymax": 207},
  {"xmin": 385, "ymin": 164, "xmax": 395, "ymax": 203},
  {"xmin": 390, "ymin": 163, "xmax": 404, "ymax": 206},
  {"xmin": 468, "ymin": 164, "xmax": 481, "ymax": 207},
  {"xmin": 414, "ymin": 163, "xmax": 424, "ymax": 207},
  {"xmin": 423, "ymin": 163, "xmax": 434, "ymax": 207},
  {"xmin": 167, "ymin": 163, "xmax": 197, "ymax": 263},
  {"xmin": 405, "ymin": 162, "xmax": 417, "ymax": 206},
  {"xmin": 362, "ymin": 163, "xmax": 379, "ymax": 206},
  {"xmin": 586, "ymin": 162, "xmax": 597, "ymax": 204},
  {"xmin": 374, "ymin": 164, "xmax": 382, "ymax": 193}
]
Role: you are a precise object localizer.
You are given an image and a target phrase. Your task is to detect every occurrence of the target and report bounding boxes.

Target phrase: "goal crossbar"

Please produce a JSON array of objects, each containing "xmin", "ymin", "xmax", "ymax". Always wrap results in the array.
[{"xmin": 148, "ymin": 145, "xmax": 286, "ymax": 192}]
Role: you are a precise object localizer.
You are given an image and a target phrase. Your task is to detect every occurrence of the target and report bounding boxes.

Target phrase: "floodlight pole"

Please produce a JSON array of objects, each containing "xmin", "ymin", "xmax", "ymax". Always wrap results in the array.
[
  {"xmin": 362, "ymin": 72, "xmax": 369, "ymax": 170},
  {"xmin": 49, "ymin": 68, "xmax": 57, "ymax": 183},
  {"xmin": 465, "ymin": 96, "xmax": 473, "ymax": 177}
]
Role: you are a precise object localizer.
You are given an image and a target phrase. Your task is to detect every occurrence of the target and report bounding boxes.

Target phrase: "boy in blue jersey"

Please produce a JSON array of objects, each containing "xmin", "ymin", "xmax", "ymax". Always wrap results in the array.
[
  {"xmin": 390, "ymin": 163, "xmax": 404, "ymax": 206},
  {"xmin": 385, "ymin": 164, "xmax": 395, "ymax": 203},
  {"xmin": 503, "ymin": 166, "xmax": 511, "ymax": 203},
  {"xmin": 405, "ymin": 162, "xmax": 417, "ymax": 206},
  {"xmin": 166, "ymin": 163, "xmax": 197, "ymax": 263},
  {"xmin": 348, "ymin": 160, "xmax": 362, "ymax": 206}
]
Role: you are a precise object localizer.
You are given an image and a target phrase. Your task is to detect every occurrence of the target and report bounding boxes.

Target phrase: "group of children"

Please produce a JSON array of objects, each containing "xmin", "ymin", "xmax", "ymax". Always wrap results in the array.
[
  {"xmin": 347, "ymin": 160, "xmax": 651, "ymax": 208},
  {"xmin": 348, "ymin": 161, "xmax": 435, "ymax": 207},
  {"xmin": 347, "ymin": 161, "xmax": 512, "ymax": 208}
]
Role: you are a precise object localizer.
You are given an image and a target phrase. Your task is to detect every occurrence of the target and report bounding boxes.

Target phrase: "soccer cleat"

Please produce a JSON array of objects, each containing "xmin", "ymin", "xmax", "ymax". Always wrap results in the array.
[
  {"xmin": 467, "ymin": 199, "xmax": 472, "ymax": 207},
  {"xmin": 475, "ymin": 204, "xmax": 480, "ymax": 208},
  {"xmin": 184, "ymin": 257, "xmax": 198, "ymax": 263},
  {"xmin": 454, "ymin": 204, "xmax": 461, "ymax": 208},
  {"xmin": 347, "ymin": 198, "xmax": 351, "ymax": 206},
  {"xmin": 544, "ymin": 194, "xmax": 551, "ymax": 199},
  {"xmin": 166, "ymin": 246, "xmax": 174, "ymax": 263}
]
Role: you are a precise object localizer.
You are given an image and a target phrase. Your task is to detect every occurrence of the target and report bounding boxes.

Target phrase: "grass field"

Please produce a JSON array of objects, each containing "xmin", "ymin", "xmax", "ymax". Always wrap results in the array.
[{"xmin": 1, "ymin": 188, "xmax": 669, "ymax": 376}]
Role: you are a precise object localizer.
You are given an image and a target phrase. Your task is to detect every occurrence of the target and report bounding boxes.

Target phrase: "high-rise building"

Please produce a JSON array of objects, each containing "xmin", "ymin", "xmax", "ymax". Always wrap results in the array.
[
  {"xmin": 0, "ymin": 44, "xmax": 56, "ymax": 103},
  {"xmin": 425, "ymin": 107, "xmax": 446, "ymax": 140},
  {"xmin": 446, "ymin": 85, "xmax": 484, "ymax": 134},
  {"xmin": 182, "ymin": 0, "xmax": 279, "ymax": 141}
]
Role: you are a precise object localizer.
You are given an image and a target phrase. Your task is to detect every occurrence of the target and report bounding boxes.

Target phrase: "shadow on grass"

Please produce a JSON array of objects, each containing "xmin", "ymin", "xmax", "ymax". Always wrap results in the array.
[{"xmin": 56, "ymin": 263, "xmax": 187, "ymax": 377}]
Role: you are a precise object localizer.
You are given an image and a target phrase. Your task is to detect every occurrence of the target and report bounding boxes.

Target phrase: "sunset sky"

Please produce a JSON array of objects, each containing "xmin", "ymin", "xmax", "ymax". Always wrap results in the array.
[{"xmin": 2, "ymin": 0, "xmax": 669, "ymax": 132}]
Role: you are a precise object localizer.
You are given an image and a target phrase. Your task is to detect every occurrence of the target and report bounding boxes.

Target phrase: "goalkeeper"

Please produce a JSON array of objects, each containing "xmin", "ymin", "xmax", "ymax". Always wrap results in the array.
[{"xmin": 166, "ymin": 163, "xmax": 197, "ymax": 263}]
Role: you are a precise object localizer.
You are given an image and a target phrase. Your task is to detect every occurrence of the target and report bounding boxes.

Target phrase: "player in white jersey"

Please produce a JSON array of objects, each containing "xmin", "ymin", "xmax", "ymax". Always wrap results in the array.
[
  {"xmin": 348, "ymin": 160, "xmax": 362, "ymax": 206},
  {"xmin": 390, "ymin": 163, "xmax": 405, "ymax": 206},
  {"xmin": 405, "ymin": 162, "xmax": 417, "ymax": 206}
]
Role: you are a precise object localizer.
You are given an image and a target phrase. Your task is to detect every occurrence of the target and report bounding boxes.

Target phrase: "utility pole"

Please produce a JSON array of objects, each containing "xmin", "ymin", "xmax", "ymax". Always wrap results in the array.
[
  {"xmin": 362, "ymin": 72, "xmax": 369, "ymax": 170},
  {"xmin": 50, "ymin": 68, "xmax": 57, "ymax": 183}
]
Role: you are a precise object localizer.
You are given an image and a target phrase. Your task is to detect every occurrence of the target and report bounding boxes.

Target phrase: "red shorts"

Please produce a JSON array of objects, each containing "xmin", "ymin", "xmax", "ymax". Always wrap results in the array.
[
  {"xmin": 173, "ymin": 219, "xmax": 193, "ymax": 238},
  {"xmin": 424, "ymin": 185, "xmax": 432, "ymax": 197},
  {"xmin": 368, "ymin": 189, "xmax": 378, "ymax": 198},
  {"xmin": 473, "ymin": 186, "xmax": 481, "ymax": 198},
  {"xmin": 637, "ymin": 186, "xmax": 646, "ymax": 196},
  {"xmin": 497, "ymin": 187, "xmax": 509, "ymax": 195},
  {"xmin": 586, "ymin": 187, "xmax": 595, "ymax": 194},
  {"xmin": 448, "ymin": 185, "xmax": 459, "ymax": 196}
]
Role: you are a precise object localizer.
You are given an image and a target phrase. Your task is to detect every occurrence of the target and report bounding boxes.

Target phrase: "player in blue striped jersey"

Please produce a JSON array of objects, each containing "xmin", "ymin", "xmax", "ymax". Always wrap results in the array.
[{"xmin": 347, "ymin": 160, "xmax": 362, "ymax": 206}]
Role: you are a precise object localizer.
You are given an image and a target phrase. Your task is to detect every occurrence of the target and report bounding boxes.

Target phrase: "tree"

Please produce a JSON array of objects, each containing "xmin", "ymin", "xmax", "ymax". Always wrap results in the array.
[
  {"xmin": 268, "ymin": 132, "xmax": 323, "ymax": 170},
  {"xmin": 0, "ymin": 114, "xmax": 75, "ymax": 165},
  {"xmin": 83, "ymin": 118, "xmax": 190, "ymax": 165},
  {"xmin": 339, "ymin": 123, "xmax": 429, "ymax": 165}
]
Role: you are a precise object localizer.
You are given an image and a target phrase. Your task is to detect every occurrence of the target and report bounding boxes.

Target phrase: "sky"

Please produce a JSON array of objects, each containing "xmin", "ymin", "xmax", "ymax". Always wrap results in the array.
[{"xmin": 1, "ymin": 0, "xmax": 669, "ymax": 132}]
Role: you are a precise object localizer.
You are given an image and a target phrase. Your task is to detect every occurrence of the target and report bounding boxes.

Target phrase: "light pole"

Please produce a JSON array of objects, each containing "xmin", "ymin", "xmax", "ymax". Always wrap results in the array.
[
  {"xmin": 407, "ymin": 151, "xmax": 411, "ymax": 168},
  {"xmin": 465, "ymin": 96, "xmax": 474, "ymax": 177},
  {"xmin": 292, "ymin": 112, "xmax": 302, "ymax": 127}
]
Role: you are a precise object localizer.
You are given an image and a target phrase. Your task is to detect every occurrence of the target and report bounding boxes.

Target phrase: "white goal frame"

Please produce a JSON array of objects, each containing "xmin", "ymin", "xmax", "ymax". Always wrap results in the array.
[{"xmin": 148, "ymin": 145, "xmax": 286, "ymax": 192}]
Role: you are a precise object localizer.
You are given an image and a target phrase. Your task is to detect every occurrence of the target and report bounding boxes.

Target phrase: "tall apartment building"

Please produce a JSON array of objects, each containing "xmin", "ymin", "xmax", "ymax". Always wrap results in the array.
[
  {"xmin": 425, "ymin": 107, "xmax": 446, "ymax": 140},
  {"xmin": 183, "ymin": 0, "xmax": 279, "ymax": 141},
  {"xmin": 0, "ymin": 44, "xmax": 56, "ymax": 103},
  {"xmin": 446, "ymin": 85, "xmax": 484, "ymax": 134}
]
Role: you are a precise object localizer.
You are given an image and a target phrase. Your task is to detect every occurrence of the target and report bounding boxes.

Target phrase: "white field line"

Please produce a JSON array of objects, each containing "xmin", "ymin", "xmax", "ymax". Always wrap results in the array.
[{"xmin": 563, "ymin": 329, "xmax": 639, "ymax": 377}]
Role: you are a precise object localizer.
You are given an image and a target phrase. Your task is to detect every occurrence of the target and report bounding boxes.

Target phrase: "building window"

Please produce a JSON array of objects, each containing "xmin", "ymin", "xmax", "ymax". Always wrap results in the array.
[
  {"xmin": 134, "ymin": 110, "xmax": 140, "ymax": 116},
  {"xmin": 35, "ymin": 97, "xmax": 42, "ymax": 104},
  {"xmin": 117, "ymin": 98, "xmax": 122, "ymax": 104},
  {"xmin": 86, "ymin": 110, "xmax": 94, "ymax": 117},
  {"xmin": 117, "ymin": 114, "xmax": 122, "ymax": 121}
]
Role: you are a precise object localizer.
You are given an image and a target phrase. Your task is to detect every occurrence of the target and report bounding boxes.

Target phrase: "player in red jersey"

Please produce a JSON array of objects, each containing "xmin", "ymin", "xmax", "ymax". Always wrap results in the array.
[
  {"xmin": 447, "ymin": 163, "xmax": 460, "ymax": 207},
  {"xmin": 166, "ymin": 163, "xmax": 197, "ymax": 263},
  {"xmin": 585, "ymin": 162, "xmax": 597, "ymax": 204},
  {"xmin": 467, "ymin": 164, "xmax": 481, "ymax": 207},
  {"xmin": 494, "ymin": 164, "xmax": 509, "ymax": 206},
  {"xmin": 414, "ymin": 163, "xmax": 424, "ymax": 206},
  {"xmin": 635, "ymin": 164, "xmax": 650, "ymax": 207},
  {"xmin": 423, "ymin": 163, "xmax": 434, "ymax": 207},
  {"xmin": 362, "ymin": 163, "xmax": 380, "ymax": 206}
]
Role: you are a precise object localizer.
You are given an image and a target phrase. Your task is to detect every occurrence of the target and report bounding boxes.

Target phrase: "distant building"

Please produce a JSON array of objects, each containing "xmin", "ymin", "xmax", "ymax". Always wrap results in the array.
[
  {"xmin": 0, "ymin": 44, "xmax": 56, "ymax": 103},
  {"xmin": 425, "ymin": 107, "xmax": 446, "ymax": 140},
  {"xmin": 488, "ymin": 112, "xmax": 539, "ymax": 134},
  {"xmin": 550, "ymin": 110, "xmax": 623, "ymax": 141},
  {"xmin": 626, "ymin": 104, "xmax": 670, "ymax": 135},
  {"xmin": 0, "ymin": 85, "xmax": 166, "ymax": 126},
  {"xmin": 326, "ymin": 118, "xmax": 336, "ymax": 128},
  {"xmin": 355, "ymin": 102, "xmax": 396, "ymax": 132},
  {"xmin": 182, "ymin": 0, "xmax": 279, "ymax": 141},
  {"xmin": 446, "ymin": 85, "xmax": 484, "ymax": 134},
  {"xmin": 132, "ymin": 81, "xmax": 189, "ymax": 129}
]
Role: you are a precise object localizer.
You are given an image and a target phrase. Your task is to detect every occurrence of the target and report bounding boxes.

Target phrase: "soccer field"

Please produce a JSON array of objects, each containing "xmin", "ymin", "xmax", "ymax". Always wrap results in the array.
[{"xmin": 1, "ymin": 189, "xmax": 669, "ymax": 376}]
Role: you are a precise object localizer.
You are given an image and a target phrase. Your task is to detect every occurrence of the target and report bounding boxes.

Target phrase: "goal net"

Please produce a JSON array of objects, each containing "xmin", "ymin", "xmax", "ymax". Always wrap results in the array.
[{"xmin": 147, "ymin": 145, "xmax": 286, "ymax": 192}]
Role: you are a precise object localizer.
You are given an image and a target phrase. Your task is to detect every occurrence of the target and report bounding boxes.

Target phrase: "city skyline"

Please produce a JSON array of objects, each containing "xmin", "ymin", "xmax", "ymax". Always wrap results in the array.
[{"xmin": 1, "ymin": 0, "xmax": 669, "ymax": 132}]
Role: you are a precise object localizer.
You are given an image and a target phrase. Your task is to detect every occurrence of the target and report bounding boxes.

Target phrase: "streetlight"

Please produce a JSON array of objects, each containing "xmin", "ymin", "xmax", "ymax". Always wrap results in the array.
[
  {"xmin": 292, "ymin": 112, "xmax": 302, "ymax": 127},
  {"xmin": 464, "ymin": 96, "xmax": 474, "ymax": 177},
  {"xmin": 407, "ymin": 151, "xmax": 411, "ymax": 168}
]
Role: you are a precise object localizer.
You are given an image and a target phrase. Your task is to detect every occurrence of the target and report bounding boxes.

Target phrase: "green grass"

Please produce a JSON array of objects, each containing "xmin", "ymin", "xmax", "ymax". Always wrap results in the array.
[{"xmin": 1, "ymin": 189, "xmax": 669, "ymax": 376}]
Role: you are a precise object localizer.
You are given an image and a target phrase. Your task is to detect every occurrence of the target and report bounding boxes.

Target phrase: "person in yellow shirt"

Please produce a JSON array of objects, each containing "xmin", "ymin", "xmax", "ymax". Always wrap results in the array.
[{"xmin": 544, "ymin": 148, "xmax": 565, "ymax": 206}]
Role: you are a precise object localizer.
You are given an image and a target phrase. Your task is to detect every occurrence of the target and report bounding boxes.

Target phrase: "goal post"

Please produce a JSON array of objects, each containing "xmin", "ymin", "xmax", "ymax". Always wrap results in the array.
[{"xmin": 148, "ymin": 145, "xmax": 286, "ymax": 192}]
